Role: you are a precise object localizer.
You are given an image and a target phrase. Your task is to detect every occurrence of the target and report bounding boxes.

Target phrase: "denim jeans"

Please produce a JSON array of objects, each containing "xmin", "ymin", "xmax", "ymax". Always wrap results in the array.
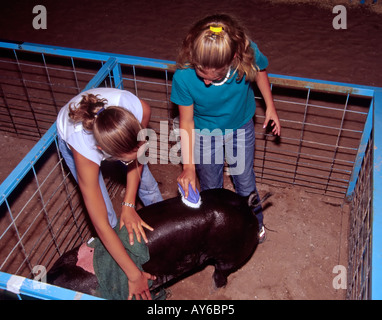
[
  {"xmin": 194, "ymin": 120, "xmax": 263, "ymax": 228},
  {"xmin": 57, "ymin": 134, "xmax": 162, "ymax": 228}
]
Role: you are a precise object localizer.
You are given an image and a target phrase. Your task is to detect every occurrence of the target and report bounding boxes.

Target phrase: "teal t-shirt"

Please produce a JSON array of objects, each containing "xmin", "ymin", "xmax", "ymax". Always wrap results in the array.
[{"xmin": 170, "ymin": 41, "xmax": 268, "ymax": 134}]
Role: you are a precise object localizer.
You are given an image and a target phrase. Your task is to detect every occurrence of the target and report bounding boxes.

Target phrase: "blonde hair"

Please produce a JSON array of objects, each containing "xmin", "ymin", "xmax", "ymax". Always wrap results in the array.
[
  {"xmin": 176, "ymin": 14, "xmax": 259, "ymax": 82},
  {"xmin": 68, "ymin": 93, "xmax": 142, "ymax": 158}
]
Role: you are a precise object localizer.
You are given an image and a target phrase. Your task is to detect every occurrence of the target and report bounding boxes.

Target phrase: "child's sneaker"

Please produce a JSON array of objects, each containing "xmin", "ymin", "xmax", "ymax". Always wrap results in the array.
[{"xmin": 258, "ymin": 226, "xmax": 266, "ymax": 244}]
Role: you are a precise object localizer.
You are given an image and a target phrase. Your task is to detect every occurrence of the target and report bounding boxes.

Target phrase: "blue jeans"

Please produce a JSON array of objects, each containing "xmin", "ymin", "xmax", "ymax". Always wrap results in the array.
[
  {"xmin": 57, "ymin": 134, "xmax": 163, "ymax": 228},
  {"xmin": 194, "ymin": 120, "xmax": 263, "ymax": 228}
]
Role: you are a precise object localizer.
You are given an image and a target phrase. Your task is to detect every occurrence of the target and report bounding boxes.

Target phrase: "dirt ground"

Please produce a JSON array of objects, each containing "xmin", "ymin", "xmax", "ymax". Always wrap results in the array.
[{"xmin": 1, "ymin": 0, "xmax": 381, "ymax": 300}]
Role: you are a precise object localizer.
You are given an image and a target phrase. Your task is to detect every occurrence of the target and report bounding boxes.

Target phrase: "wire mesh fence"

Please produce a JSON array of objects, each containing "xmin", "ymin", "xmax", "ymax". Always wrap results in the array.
[{"xmin": 346, "ymin": 133, "xmax": 373, "ymax": 299}]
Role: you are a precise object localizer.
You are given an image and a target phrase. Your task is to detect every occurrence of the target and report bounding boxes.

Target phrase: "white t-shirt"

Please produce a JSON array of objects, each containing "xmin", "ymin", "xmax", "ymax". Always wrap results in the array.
[{"xmin": 57, "ymin": 88, "xmax": 143, "ymax": 165}]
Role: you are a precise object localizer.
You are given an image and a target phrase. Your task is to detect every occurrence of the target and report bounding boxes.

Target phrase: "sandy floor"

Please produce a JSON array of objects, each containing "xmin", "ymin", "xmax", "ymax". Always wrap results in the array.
[{"xmin": 1, "ymin": 0, "xmax": 381, "ymax": 300}]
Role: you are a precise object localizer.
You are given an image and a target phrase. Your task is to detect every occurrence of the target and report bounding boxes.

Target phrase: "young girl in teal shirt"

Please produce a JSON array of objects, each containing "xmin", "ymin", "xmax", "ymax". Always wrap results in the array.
[{"xmin": 171, "ymin": 14, "xmax": 281, "ymax": 243}]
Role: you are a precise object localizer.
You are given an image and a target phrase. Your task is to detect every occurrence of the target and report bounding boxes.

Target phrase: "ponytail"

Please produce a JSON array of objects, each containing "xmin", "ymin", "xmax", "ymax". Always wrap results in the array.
[
  {"xmin": 68, "ymin": 93, "xmax": 142, "ymax": 158},
  {"xmin": 68, "ymin": 94, "xmax": 107, "ymax": 131}
]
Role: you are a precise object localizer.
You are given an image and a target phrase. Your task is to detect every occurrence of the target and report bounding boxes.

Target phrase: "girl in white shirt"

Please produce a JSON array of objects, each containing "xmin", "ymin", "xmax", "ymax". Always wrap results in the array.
[{"xmin": 57, "ymin": 87, "xmax": 162, "ymax": 300}]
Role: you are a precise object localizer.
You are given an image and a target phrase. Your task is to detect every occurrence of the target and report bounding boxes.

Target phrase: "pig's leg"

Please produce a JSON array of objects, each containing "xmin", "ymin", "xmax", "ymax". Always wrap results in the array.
[{"xmin": 213, "ymin": 262, "xmax": 235, "ymax": 288}]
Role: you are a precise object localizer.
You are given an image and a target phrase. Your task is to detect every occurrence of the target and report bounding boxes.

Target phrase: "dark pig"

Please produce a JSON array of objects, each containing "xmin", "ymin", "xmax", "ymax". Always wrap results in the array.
[{"xmin": 47, "ymin": 188, "xmax": 270, "ymax": 297}]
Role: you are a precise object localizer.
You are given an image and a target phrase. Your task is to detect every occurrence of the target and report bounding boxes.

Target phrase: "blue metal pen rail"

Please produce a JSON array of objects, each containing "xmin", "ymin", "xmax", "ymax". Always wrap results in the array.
[{"xmin": 0, "ymin": 41, "xmax": 380, "ymax": 299}]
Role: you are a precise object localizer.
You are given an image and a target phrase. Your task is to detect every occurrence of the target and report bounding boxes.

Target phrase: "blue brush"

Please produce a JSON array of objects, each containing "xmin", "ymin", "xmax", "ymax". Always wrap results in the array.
[{"xmin": 177, "ymin": 183, "xmax": 202, "ymax": 209}]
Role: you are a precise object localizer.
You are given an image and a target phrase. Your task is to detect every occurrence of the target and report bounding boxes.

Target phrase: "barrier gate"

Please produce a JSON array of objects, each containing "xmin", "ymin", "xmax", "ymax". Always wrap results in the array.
[{"xmin": 0, "ymin": 41, "xmax": 381, "ymax": 299}]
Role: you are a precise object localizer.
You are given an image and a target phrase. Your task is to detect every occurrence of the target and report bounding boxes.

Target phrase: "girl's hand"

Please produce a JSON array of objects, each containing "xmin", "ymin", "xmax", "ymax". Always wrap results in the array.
[
  {"xmin": 263, "ymin": 108, "xmax": 281, "ymax": 136},
  {"xmin": 177, "ymin": 165, "xmax": 196, "ymax": 199},
  {"xmin": 120, "ymin": 206, "xmax": 153, "ymax": 245},
  {"xmin": 128, "ymin": 270, "xmax": 156, "ymax": 300}
]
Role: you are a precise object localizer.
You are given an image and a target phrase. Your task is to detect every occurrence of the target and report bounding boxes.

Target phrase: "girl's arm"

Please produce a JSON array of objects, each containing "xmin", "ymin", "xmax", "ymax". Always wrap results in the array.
[
  {"xmin": 140, "ymin": 99, "xmax": 151, "ymax": 129},
  {"xmin": 255, "ymin": 70, "xmax": 281, "ymax": 136},
  {"xmin": 72, "ymin": 147, "xmax": 155, "ymax": 300},
  {"xmin": 119, "ymin": 98, "xmax": 154, "ymax": 245},
  {"xmin": 177, "ymin": 104, "xmax": 197, "ymax": 198}
]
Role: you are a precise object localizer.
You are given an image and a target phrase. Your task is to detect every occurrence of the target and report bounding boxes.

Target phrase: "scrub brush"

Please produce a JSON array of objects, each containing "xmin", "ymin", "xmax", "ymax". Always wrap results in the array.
[{"xmin": 177, "ymin": 183, "xmax": 202, "ymax": 209}]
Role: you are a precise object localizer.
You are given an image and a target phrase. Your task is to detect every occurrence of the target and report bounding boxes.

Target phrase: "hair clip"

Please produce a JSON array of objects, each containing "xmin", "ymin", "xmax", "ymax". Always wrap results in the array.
[
  {"xmin": 95, "ymin": 106, "xmax": 105, "ymax": 117},
  {"xmin": 210, "ymin": 26, "xmax": 223, "ymax": 34}
]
